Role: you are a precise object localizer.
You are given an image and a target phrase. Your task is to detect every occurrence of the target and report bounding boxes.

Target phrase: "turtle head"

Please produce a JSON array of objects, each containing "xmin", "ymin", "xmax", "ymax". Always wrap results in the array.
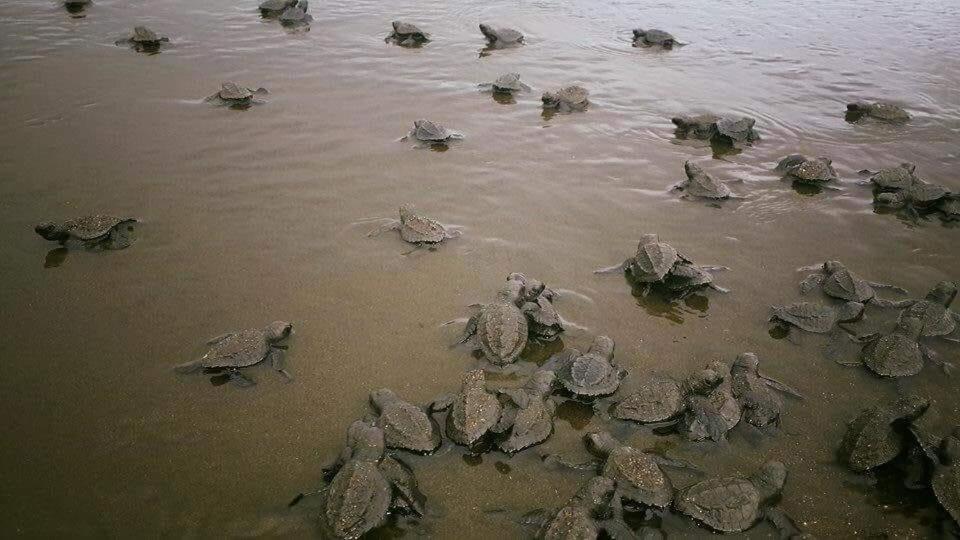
[
  {"xmin": 925, "ymin": 281, "xmax": 958, "ymax": 307},
  {"xmin": 847, "ymin": 101, "xmax": 870, "ymax": 112},
  {"xmin": 264, "ymin": 321, "xmax": 293, "ymax": 342},
  {"xmin": 587, "ymin": 335, "xmax": 615, "ymax": 360},
  {"xmin": 632, "ymin": 28, "xmax": 645, "ymax": 39},
  {"xmin": 683, "ymin": 160, "xmax": 703, "ymax": 179},
  {"xmin": 822, "ymin": 260, "xmax": 844, "ymax": 273},
  {"xmin": 891, "ymin": 394, "xmax": 930, "ymax": 421},
  {"xmin": 732, "ymin": 352, "xmax": 760, "ymax": 374},
  {"xmin": 299, "ymin": 0, "xmax": 308, "ymax": 12},
  {"xmin": 751, "ymin": 460, "xmax": 787, "ymax": 501},
  {"xmin": 35, "ymin": 221, "xmax": 68, "ymax": 241},
  {"xmin": 346, "ymin": 420, "xmax": 385, "ymax": 461},
  {"xmin": 369, "ymin": 388, "xmax": 398, "ymax": 410},
  {"xmin": 391, "ymin": 20, "xmax": 402, "ymax": 31},
  {"xmin": 900, "ymin": 162, "xmax": 917, "ymax": 174},
  {"xmin": 670, "ymin": 116, "xmax": 691, "ymax": 128},
  {"xmin": 479, "ymin": 23, "xmax": 494, "ymax": 39},
  {"xmin": 398, "ymin": 204, "xmax": 414, "ymax": 221},
  {"xmin": 837, "ymin": 301, "xmax": 866, "ymax": 322},
  {"xmin": 585, "ymin": 430, "xmax": 618, "ymax": 457},
  {"xmin": 637, "ymin": 233, "xmax": 659, "ymax": 249}
]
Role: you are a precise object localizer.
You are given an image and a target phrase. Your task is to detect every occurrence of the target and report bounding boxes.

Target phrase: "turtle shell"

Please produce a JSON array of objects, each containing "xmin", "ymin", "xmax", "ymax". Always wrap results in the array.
[
  {"xmin": 476, "ymin": 302, "xmax": 528, "ymax": 365},
  {"xmin": 788, "ymin": 157, "xmax": 837, "ymax": 183},
  {"xmin": 555, "ymin": 86, "xmax": 588, "ymax": 106},
  {"xmin": 411, "ymin": 119, "xmax": 456, "ymax": 142},
  {"xmin": 861, "ymin": 333, "xmax": 923, "ymax": 377},
  {"xmin": 375, "ymin": 399, "xmax": 441, "ymax": 453},
  {"xmin": 259, "ymin": 0, "xmax": 295, "ymax": 11},
  {"xmin": 498, "ymin": 397, "xmax": 553, "ymax": 453},
  {"xmin": 866, "ymin": 102, "xmax": 910, "ymax": 122},
  {"xmin": 716, "ymin": 117, "xmax": 757, "ymax": 142},
  {"xmin": 558, "ymin": 353, "xmax": 621, "ymax": 397},
  {"xmin": 219, "ymin": 82, "xmax": 253, "ymax": 100},
  {"xmin": 392, "ymin": 21, "xmax": 425, "ymax": 37},
  {"xmin": 540, "ymin": 506, "xmax": 597, "ymax": 540},
  {"xmin": 839, "ymin": 405, "xmax": 907, "ymax": 471},
  {"xmin": 664, "ymin": 263, "xmax": 714, "ymax": 291},
  {"xmin": 279, "ymin": 2, "xmax": 309, "ymax": 23},
  {"xmin": 524, "ymin": 296, "xmax": 563, "ymax": 341},
  {"xmin": 398, "ymin": 208, "xmax": 446, "ymax": 243},
  {"xmin": 199, "ymin": 328, "xmax": 270, "ymax": 369},
  {"xmin": 771, "ymin": 302, "xmax": 838, "ymax": 333},
  {"xmin": 871, "ymin": 164, "xmax": 916, "ymax": 190},
  {"xmin": 680, "ymin": 161, "xmax": 732, "ymax": 199},
  {"xmin": 480, "ymin": 24, "xmax": 523, "ymax": 43},
  {"xmin": 901, "ymin": 300, "xmax": 956, "ymax": 337},
  {"xmin": 63, "ymin": 215, "xmax": 129, "ymax": 240},
  {"xmin": 932, "ymin": 463, "xmax": 960, "ymax": 525},
  {"xmin": 323, "ymin": 460, "xmax": 391, "ymax": 539},
  {"xmin": 908, "ymin": 181, "xmax": 948, "ymax": 205},
  {"xmin": 614, "ymin": 376, "xmax": 684, "ymax": 423},
  {"xmin": 634, "ymin": 28, "xmax": 675, "ymax": 46},
  {"xmin": 603, "ymin": 447, "xmax": 674, "ymax": 507},
  {"xmin": 492, "ymin": 73, "xmax": 526, "ymax": 92},
  {"xmin": 822, "ymin": 267, "xmax": 874, "ymax": 302},
  {"xmin": 672, "ymin": 114, "xmax": 720, "ymax": 139},
  {"xmin": 446, "ymin": 370, "xmax": 502, "ymax": 445},
  {"xmin": 674, "ymin": 476, "xmax": 761, "ymax": 533},
  {"xmin": 132, "ymin": 26, "xmax": 159, "ymax": 43},
  {"xmin": 630, "ymin": 239, "xmax": 679, "ymax": 282}
]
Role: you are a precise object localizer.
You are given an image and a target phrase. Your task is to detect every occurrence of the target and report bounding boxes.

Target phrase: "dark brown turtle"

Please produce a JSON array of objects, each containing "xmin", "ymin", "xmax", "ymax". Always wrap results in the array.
[
  {"xmin": 897, "ymin": 281, "xmax": 959, "ymax": 340},
  {"xmin": 846, "ymin": 101, "xmax": 911, "ymax": 123},
  {"xmin": 478, "ymin": 73, "xmax": 532, "ymax": 94},
  {"xmin": 460, "ymin": 275, "xmax": 529, "ymax": 365},
  {"xmin": 495, "ymin": 369, "xmax": 557, "ymax": 453},
  {"xmin": 595, "ymin": 233, "xmax": 683, "ymax": 282},
  {"xmin": 387, "ymin": 21, "xmax": 430, "ymax": 46},
  {"xmin": 671, "ymin": 114, "xmax": 720, "ymax": 139},
  {"xmin": 549, "ymin": 336, "xmax": 625, "ymax": 398},
  {"xmin": 368, "ymin": 205, "xmax": 460, "ymax": 246},
  {"xmin": 838, "ymin": 395, "xmax": 929, "ymax": 471},
  {"xmin": 521, "ymin": 295, "xmax": 564, "ymax": 342},
  {"xmin": 279, "ymin": 1, "xmax": 311, "ymax": 26},
  {"xmin": 673, "ymin": 161, "xmax": 738, "ymax": 199},
  {"xmin": 874, "ymin": 180, "xmax": 951, "ymax": 222},
  {"xmin": 799, "ymin": 260, "xmax": 908, "ymax": 307},
  {"xmin": 729, "ymin": 353, "xmax": 804, "ymax": 429},
  {"xmin": 613, "ymin": 367, "xmax": 723, "ymax": 424},
  {"xmin": 910, "ymin": 426, "xmax": 960, "ymax": 526},
  {"xmin": 523, "ymin": 476, "xmax": 633, "ymax": 540},
  {"xmin": 173, "ymin": 321, "xmax": 293, "ymax": 386},
  {"xmin": 678, "ymin": 361, "xmax": 741, "ymax": 442},
  {"xmin": 775, "ymin": 155, "xmax": 838, "ymax": 184},
  {"xmin": 259, "ymin": 0, "xmax": 296, "ymax": 15},
  {"xmin": 445, "ymin": 370, "xmax": 502, "ymax": 446},
  {"xmin": 632, "ymin": 28, "xmax": 680, "ymax": 48},
  {"xmin": 542, "ymin": 86, "xmax": 589, "ymax": 112},
  {"xmin": 674, "ymin": 461, "xmax": 789, "ymax": 533},
  {"xmin": 369, "ymin": 389, "xmax": 441, "ymax": 454},
  {"xmin": 869, "ymin": 163, "xmax": 918, "ymax": 191},
  {"xmin": 840, "ymin": 316, "xmax": 951, "ymax": 377},
  {"xmin": 116, "ymin": 26, "xmax": 169, "ymax": 51},
  {"xmin": 35, "ymin": 214, "xmax": 138, "ymax": 246}
]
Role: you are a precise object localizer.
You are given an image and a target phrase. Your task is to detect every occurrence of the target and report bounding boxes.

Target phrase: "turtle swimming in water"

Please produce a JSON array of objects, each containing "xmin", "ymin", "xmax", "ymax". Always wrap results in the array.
[
  {"xmin": 840, "ymin": 316, "xmax": 952, "ymax": 376},
  {"xmin": 632, "ymin": 28, "xmax": 680, "ymax": 48},
  {"xmin": 874, "ymin": 180, "xmax": 950, "ymax": 223},
  {"xmin": 729, "ymin": 353, "xmax": 804, "ymax": 429},
  {"xmin": 116, "ymin": 26, "xmax": 169, "ymax": 51},
  {"xmin": 405, "ymin": 119, "xmax": 464, "ymax": 145},
  {"xmin": 672, "ymin": 114, "xmax": 760, "ymax": 147},
  {"xmin": 368, "ymin": 205, "xmax": 460, "ymax": 247},
  {"xmin": 204, "ymin": 82, "xmax": 268, "ymax": 108},
  {"xmin": 494, "ymin": 369, "xmax": 557, "ymax": 453},
  {"xmin": 769, "ymin": 300, "xmax": 864, "ymax": 337},
  {"xmin": 443, "ymin": 369, "xmax": 503, "ymax": 447},
  {"xmin": 258, "ymin": 0, "xmax": 296, "ymax": 15},
  {"xmin": 896, "ymin": 281, "xmax": 960, "ymax": 342},
  {"xmin": 846, "ymin": 101, "xmax": 911, "ymax": 123},
  {"xmin": 35, "ymin": 214, "xmax": 138, "ymax": 250},
  {"xmin": 674, "ymin": 460, "xmax": 792, "ymax": 534},
  {"xmin": 386, "ymin": 21, "xmax": 430, "ymax": 46},
  {"xmin": 613, "ymin": 366, "xmax": 723, "ymax": 424},
  {"xmin": 799, "ymin": 260, "xmax": 908, "ymax": 307},
  {"xmin": 547, "ymin": 335, "xmax": 625, "ymax": 398},
  {"xmin": 869, "ymin": 163, "xmax": 919, "ymax": 191},
  {"xmin": 279, "ymin": 1, "xmax": 311, "ymax": 26},
  {"xmin": 478, "ymin": 73, "xmax": 531, "ymax": 95},
  {"xmin": 596, "ymin": 234, "xmax": 728, "ymax": 297},
  {"xmin": 541, "ymin": 86, "xmax": 589, "ymax": 113},
  {"xmin": 174, "ymin": 321, "xmax": 293, "ymax": 386},
  {"xmin": 479, "ymin": 23, "xmax": 524, "ymax": 47},
  {"xmin": 838, "ymin": 394, "xmax": 929, "ymax": 472},
  {"xmin": 460, "ymin": 274, "xmax": 529, "ymax": 366},
  {"xmin": 369, "ymin": 389, "xmax": 441, "ymax": 454},
  {"xmin": 775, "ymin": 154, "xmax": 839, "ymax": 186},
  {"xmin": 672, "ymin": 160, "xmax": 738, "ymax": 200}
]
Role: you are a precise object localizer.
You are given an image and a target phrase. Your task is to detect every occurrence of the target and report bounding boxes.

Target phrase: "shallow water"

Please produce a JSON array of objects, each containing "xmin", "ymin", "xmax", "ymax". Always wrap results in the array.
[{"xmin": 1, "ymin": 0, "xmax": 959, "ymax": 537}]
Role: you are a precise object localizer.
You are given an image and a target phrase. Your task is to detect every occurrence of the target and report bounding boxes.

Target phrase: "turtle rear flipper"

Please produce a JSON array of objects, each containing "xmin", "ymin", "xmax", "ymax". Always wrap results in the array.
[
  {"xmin": 268, "ymin": 347, "xmax": 293, "ymax": 381},
  {"xmin": 594, "ymin": 259, "xmax": 630, "ymax": 275},
  {"xmin": 174, "ymin": 359, "xmax": 204, "ymax": 374}
]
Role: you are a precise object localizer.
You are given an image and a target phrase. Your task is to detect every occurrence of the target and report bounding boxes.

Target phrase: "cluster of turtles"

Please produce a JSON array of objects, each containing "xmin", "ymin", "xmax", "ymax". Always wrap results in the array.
[{"xmin": 37, "ymin": 2, "xmax": 960, "ymax": 538}]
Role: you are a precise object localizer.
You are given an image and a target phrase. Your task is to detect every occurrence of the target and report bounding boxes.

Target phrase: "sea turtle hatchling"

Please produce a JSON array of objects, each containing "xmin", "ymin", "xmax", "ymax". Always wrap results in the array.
[
  {"xmin": 874, "ymin": 180, "xmax": 950, "ymax": 222},
  {"xmin": 838, "ymin": 395, "xmax": 929, "ymax": 472},
  {"xmin": 387, "ymin": 21, "xmax": 430, "ymax": 46},
  {"xmin": 406, "ymin": 119, "xmax": 464, "ymax": 144},
  {"xmin": 479, "ymin": 23, "xmax": 524, "ymax": 46},
  {"xmin": 910, "ymin": 426, "xmax": 960, "ymax": 526},
  {"xmin": 661, "ymin": 262, "xmax": 730, "ymax": 297},
  {"xmin": 840, "ymin": 316, "xmax": 951, "ymax": 377},
  {"xmin": 869, "ymin": 163, "xmax": 918, "ymax": 191},
  {"xmin": 799, "ymin": 260, "xmax": 908, "ymax": 307},
  {"xmin": 259, "ymin": 0, "xmax": 296, "ymax": 15},
  {"xmin": 494, "ymin": 369, "xmax": 557, "ymax": 453},
  {"xmin": 521, "ymin": 295, "xmax": 564, "ymax": 342},
  {"xmin": 460, "ymin": 275, "xmax": 529, "ymax": 366},
  {"xmin": 677, "ymin": 360, "xmax": 742, "ymax": 442},
  {"xmin": 547, "ymin": 336, "xmax": 625, "ymax": 398},
  {"xmin": 173, "ymin": 321, "xmax": 293, "ymax": 386},
  {"xmin": 672, "ymin": 161, "xmax": 738, "ymax": 199},
  {"xmin": 368, "ymin": 205, "xmax": 460, "ymax": 246},
  {"xmin": 523, "ymin": 476, "xmax": 634, "ymax": 540},
  {"xmin": 674, "ymin": 461, "xmax": 791, "ymax": 534},
  {"xmin": 595, "ymin": 233, "xmax": 684, "ymax": 282},
  {"xmin": 35, "ymin": 214, "xmax": 138, "ymax": 248},
  {"xmin": 897, "ymin": 281, "xmax": 960, "ymax": 340},
  {"xmin": 369, "ymin": 389, "xmax": 441, "ymax": 454},
  {"xmin": 116, "ymin": 26, "xmax": 169, "ymax": 50},
  {"xmin": 775, "ymin": 155, "xmax": 839, "ymax": 185},
  {"xmin": 279, "ymin": 1, "xmax": 311, "ymax": 26},
  {"xmin": 613, "ymin": 366, "xmax": 723, "ymax": 424},
  {"xmin": 632, "ymin": 28, "xmax": 680, "ymax": 48},
  {"xmin": 729, "ymin": 353, "xmax": 804, "ymax": 429},
  {"xmin": 204, "ymin": 82, "xmax": 268, "ymax": 107},
  {"xmin": 478, "ymin": 73, "xmax": 531, "ymax": 94},
  {"xmin": 444, "ymin": 369, "xmax": 503, "ymax": 446},
  {"xmin": 846, "ymin": 101, "xmax": 911, "ymax": 123},
  {"xmin": 769, "ymin": 300, "xmax": 864, "ymax": 336},
  {"xmin": 541, "ymin": 86, "xmax": 589, "ymax": 112}
]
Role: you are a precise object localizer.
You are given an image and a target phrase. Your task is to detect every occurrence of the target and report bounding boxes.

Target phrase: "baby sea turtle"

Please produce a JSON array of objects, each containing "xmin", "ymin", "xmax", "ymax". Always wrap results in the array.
[
  {"xmin": 319, "ymin": 421, "xmax": 424, "ymax": 539},
  {"xmin": 911, "ymin": 426, "xmax": 960, "ymax": 526},
  {"xmin": 461, "ymin": 275, "xmax": 529, "ymax": 366},
  {"xmin": 279, "ymin": 1, "xmax": 311, "ymax": 26},
  {"xmin": 672, "ymin": 114, "xmax": 759, "ymax": 148},
  {"xmin": 613, "ymin": 367, "xmax": 723, "ymax": 424},
  {"xmin": 729, "ymin": 353, "xmax": 804, "ymax": 429},
  {"xmin": 369, "ymin": 205, "xmax": 460, "ymax": 246},
  {"xmin": 662, "ymin": 262, "xmax": 730, "ymax": 297},
  {"xmin": 259, "ymin": 0, "xmax": 296, "ymax": 14},
  {"xmin": 838, "ymin": 395, "xmax": 929, "ymax": 471},
  {"xmin": 35, "ymin": 214, "xmax": 137, "ymax": 248},
  {"xmin": 548, "ymin": 336, "xmax": 625, "ymax": 398},
  {"xmin": 870, "ymin": 163, "xmax": 918, "ymax": 191},
  {"xmin": 775, "ymin": 155, "xmax": 838, "ymax": 185},
  {"xmin": 116, "ymin": 26, "xmax": 169, "ymax": 51},
  {"xmin": 387, "ymin": 21, "xmax": 430, "ymax": 46},
  {"xmin": 204, "ymin": 82, "xmax": 268, "ymax": 107},
  {"xmin": 632, "ymin": 28, "xmax": 679, "ymax": 48},
  {"xmin": 445, "ymin": 370, "xmax": 503, "ymax": 446},
  {"xmin": 525, "ymin": 476, "xmax": 630, "ymax": 540},
  {"xmin": 586, "ymin": 431, "xmax": 691, "ymax": 510},
  {"xmin": 478, "ymin": 73, "xmax": 531, "ymax": 94},
  {"xmin": 769, "ymin": 301, "xmax": 864, "ymax": 335},
  {"xmin": 495, "ymin": 369, "xmax": 557, "ymax": 453},
  {"xmin": 174, "ymin": 321, "xmax": 293, "ymax": 386},
  {"xmin": 406, "ymin": 119, "xmax": 464, "ymax": 144},
  {"xmin": 595, "ymin": 233, "xmax": 683, "ymax": 282},
  {"xmin": 369, "ymin": 389, "xmax": 441, "ymax": 454},
  {"xmin": 841, "ymin": 316, "xmax": 945, "ymax": 377},
  {"xmin": 874, "ymin": 180, "xmax": 950, "ymax": 222},
  {"xmin": 671, "ymin": 114, "xmax": 720, "ymax": 139},
  {"xmin": 522, "ymin": 295, "xmax": 564, "ymax": 342},
  {"xmin": 799, "ymin": 260, "xmax": 907, "ymax": 307},
  {"xmin": 846, "ymin": 101, "xmax": 911, "ymax": 123},
  {"xmin": 542, "ymin": 86, "xmax": 589, "ymax": 112},
  {"xmin": 672, "ymin": 161, "xmax": 737, "ymax": 199},
  {"xmin": 897, "ymin": 281, "xmax": 960, "ymax": 340},
  {"xmin": 939, "ymin": 196, "xmax": 960, "ymax": 222},
  {"xmin": 674, "ymin": 461, "xmax": 789, "ymax": 533},
  {"xmin": 479, "ymin": 23, "xmax": 524, "ymax": 46}
]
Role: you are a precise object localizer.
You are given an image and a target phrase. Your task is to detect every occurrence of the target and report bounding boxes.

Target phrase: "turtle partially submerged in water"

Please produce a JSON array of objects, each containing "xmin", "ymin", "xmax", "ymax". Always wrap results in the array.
[
  {"xmin": 596, "ymin": 234, "xmax": 728, "ymax": 296},
  {"xmin": 174, "ymin": 321, "xmax": 293, "ymax": 386},
  {"xmin": 386, "ymin": 21, "xmax": 430, "ymax": 46},
  {"xmin": 406, "ymin": 119, "xmax": 464, "ymax": 144},
  {"xmin": 775, "ymin": 155, "xmax": 839, "ymax": 185},
  {"xmin": 35, "ymin": 214, "xmax": 138, "ymax": 249},
  {"xmin": 677, "ymin": 361, "xmax": 742, "ymax": 442},
  {"xmin": 542, "ymin": 86, "xmax": 589, "ymax": 112},
  {"xmin": 896, "ymin": 281, "xmax": 960, "ymax": 341},
  {"xmin": 443, "ymin": 369, "xmax": 503, "ymax": 446},
  {"xmin": 769, "ymin": 300, "xmax": 864, "ymax": 336},
  {"xmin": 259, "ymin": 0, "xmax": 296, "ymax": 15},
  {"xmin": 522, "ymin": 294, "xmax": 564, "ymax": 342},
  {"xmin": 729, "ymin": 353, "xmax": 804, "ymax": 429},
  {"xmin": 204, "ymin": 82, "xmax": 268, "ymax": 107},
  {"xmin": 479, "ymin": 23, "xmax": 524, "ymax": 47},
  {"xmin": 547, "ymin": 336, "xmax": 625, "ymax": 398},
  {"xmin": 869, "ymin": 163, "xmax": 918, "ymax": 191},
  {"xmin": 494, "ymin": 369, "xmax": 557, "ymax": 453},
  {"xmin": 910, "ymin": 426, "xmax": 960, "ymax": 527},
  {"xmin": 838, "ymin": 395, "xmax": 929, "ymax": 471},
  {"xmin": 369, "ymin": 389, "xmax": 441, "ymax": 454},
  {"xmin": 613, "ymin": 366, "xmax": 723, "ymax": 424},
  {"xmin": 478, "ymin": 73, "xmax": 531, "ymax": 95},
  {"xmin": 369, "ymin": 205, "xmax": 460, "ymax": 246},
  {"xmin": 116, "ymin": 26, "xmax": 169, "ymax": 51},
  {"xmin": 839, "ymin": 316, "xmax": 951, "ymax": 377},
  {"xmin": 279, "ymin": 1, "xmax": 312, "ymax": 26},
  {"xmin": 672, "ymin": 161, "xmax": 738, "ymax": 199},
  {"xmin": 460, "ymin": 274, "xmax": 529, "ymax": 366},
  {"xmin": 672, "ymin": 114, "xmax": 760, "ymax": 146},
  {"xmin": 846, "ymin": 101, "xmax": 911, "ymax": 123},
  {"xmin": 799, "ymin": 260, "xmax": 908, "ymax": 307},
  {"xmin": 874, "ymin": 180, "xmax": 950, "ymax": 222},
  {"xmin": 632, "ymin": 28, "xmax": 680, "ymax": 48},
  {"xmin": 524, "ymin": 476, "xmax": 634, "ymax": 540},
  {"xmin": 674, "ymin": 461, "xmax": 790, "ymax": 533}
]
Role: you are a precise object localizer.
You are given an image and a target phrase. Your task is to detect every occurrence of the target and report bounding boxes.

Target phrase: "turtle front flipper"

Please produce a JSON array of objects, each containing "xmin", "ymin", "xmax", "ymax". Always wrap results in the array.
[
  {"xmin": 867, "ymin": 281, "xmax": 908, "ymax": 294},
  {"xmin": 594, "ymin": 259, "xmax": 630, "ymax": 275},
  {"xmin": 366, "ymin": 220, "xmax": 400, "ymax": 237},
  {"xmin": 539, "ymin": 453, "xmax": 599, "ymax": 471},
  {"xmin": 456, "ymin": 314, "xmax": 479, "ymax": 345},
  {"xmin": 268, "ymin": 347, "xmax": 293, "ymax": 381},
  {"xmin": 758, "ymin": 373, "xmax": 804, "ymax": 399},
  {"xmin": 871, "ymin": 296, "xmax": 914, "ymax": 309},
  {"xmin": 173, "ymin": 359, "xmax": 204, "ymax": 373}
]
